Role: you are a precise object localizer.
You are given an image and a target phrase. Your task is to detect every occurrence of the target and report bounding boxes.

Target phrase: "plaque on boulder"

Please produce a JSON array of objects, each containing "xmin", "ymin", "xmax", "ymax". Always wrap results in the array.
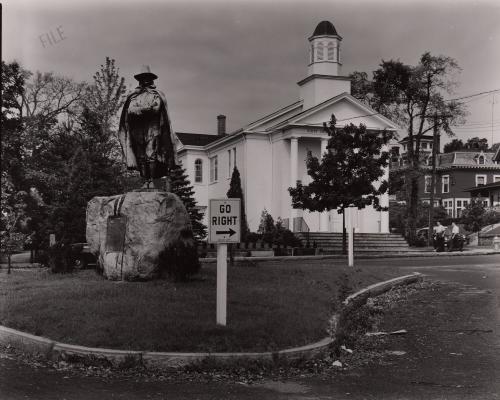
[
  {"xmin": 105, "ymin": 216, "xmax": 127, "ymax": 252},
  {"xmin": 86, "ymin": 191, "xmax": 199, "ymax": 280}
]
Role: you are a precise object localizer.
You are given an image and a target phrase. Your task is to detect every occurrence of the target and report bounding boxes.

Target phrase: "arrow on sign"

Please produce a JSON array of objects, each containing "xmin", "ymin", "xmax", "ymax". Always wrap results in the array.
[{"xmin": 216, "ymin": 228, "xmax": 236, "ymax": 237}]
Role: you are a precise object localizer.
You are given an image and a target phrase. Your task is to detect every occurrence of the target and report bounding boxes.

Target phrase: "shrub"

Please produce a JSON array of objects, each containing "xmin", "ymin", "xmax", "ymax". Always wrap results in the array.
[
  {"xmin": 159, "ymin": 229, "xmax": 200, "ymax": 281},
  {"xmin": 46, "ymin": 241, "xmax": 77, "ymax": 273}
]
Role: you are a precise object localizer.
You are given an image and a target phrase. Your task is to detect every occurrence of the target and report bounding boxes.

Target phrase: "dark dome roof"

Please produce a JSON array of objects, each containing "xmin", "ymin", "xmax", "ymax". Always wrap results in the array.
[{"xmin": 312, "ymin": 21, "xmax": 338, "ymax": 36}]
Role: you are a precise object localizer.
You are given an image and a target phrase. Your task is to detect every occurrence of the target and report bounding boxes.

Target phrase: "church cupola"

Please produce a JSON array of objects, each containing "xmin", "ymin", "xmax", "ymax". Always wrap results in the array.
[
  {"xmin": 308, "ymin": 21, "xmax": 342, "ymax": 76},
  {"xmin": 298, "ymin": 20, "xmax": 351, "ymax": 110}
]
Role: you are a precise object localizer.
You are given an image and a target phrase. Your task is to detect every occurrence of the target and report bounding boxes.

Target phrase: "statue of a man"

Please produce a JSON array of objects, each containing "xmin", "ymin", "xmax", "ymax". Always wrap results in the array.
[{"xmin": 118, "ymin": 65, "xmax": 177, "ymax": 189}]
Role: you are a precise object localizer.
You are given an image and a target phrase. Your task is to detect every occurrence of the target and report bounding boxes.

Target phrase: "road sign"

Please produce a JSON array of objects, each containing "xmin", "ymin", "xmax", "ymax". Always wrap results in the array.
[{"xmin": 208, "ymin": 198, "xmax": 241, "ymax": 244}]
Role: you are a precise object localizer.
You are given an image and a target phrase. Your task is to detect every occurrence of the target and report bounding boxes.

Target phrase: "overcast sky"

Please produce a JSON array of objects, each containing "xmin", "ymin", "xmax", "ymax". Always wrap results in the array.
[{"xmin": 3, "ymin": 0, "xmax": 500, "ymax": 145}]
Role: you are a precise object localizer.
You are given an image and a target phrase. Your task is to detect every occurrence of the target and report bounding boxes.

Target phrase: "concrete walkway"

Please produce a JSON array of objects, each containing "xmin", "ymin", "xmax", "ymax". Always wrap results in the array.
[{"xmin": 1, "ymin": 247, "xmax": 499, "ymax": 269}]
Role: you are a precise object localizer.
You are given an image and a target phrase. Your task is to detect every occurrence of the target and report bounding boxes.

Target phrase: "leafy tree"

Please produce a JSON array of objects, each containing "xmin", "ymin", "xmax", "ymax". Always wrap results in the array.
[
  {"xmin": 0, "ymin": 172, "xmax": 28, "ymax": 273},
  {"xmin": 169, "ymin": 164, "xmax": 207, "ymax": 240},
  {"xmin": 257, "ymin": 208, "xmax": 275, "ymax": 244},
  {"xmin": 391, "ymin": 201, "xmax": 448, "ymax": 234},
  {"xmin": 459, "ymin": 201, "xmax": 500, "ymax": 232},
  {"xmin": 32, "ymin": 108, "xmax": 124, "ymax": 246},
  {"xmin": 226, "ymin": 167, "xmax": 249, "ymax": 240},
  {"xmin": 464, "ymin": 137, "xmax": 488, "ymax": 151},
  {"xmin": 443, "ymin": 138, "xmax": 465, "ymax": 153},
  {"xmin": 289, "ymin": 115, "xmax": 393, "ymax": 251},
  {"xmin": 85, "ymin": 57, "xmax": 127, "ymax": 140},
  {"xmin": 351, "ymin": 52, "xmax": 466, "ymax": 243},
  {"xmin": 257, "ymin": 208, "xmax": 274, "ymax": 234}
]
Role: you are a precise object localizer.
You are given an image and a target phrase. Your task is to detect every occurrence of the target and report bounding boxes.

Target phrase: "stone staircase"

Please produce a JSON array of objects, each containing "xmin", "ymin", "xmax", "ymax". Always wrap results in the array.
[{"xmin": 295, "ymin": 232, "xmax": 411, "ymax": 254}]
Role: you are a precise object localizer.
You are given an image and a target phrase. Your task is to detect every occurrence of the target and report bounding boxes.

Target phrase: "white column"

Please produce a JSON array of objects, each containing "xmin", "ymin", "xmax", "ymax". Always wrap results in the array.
[
  {"xmin": 319, "ymin": 138, "xmax": 330, "ymax": 232},
  {"xmin": 380, "ymin": 149, "xmax": 390, "ymax": 233},
  {"xmin": 290, "ymin": 138, "xmax": 299, "ymax": 230}
]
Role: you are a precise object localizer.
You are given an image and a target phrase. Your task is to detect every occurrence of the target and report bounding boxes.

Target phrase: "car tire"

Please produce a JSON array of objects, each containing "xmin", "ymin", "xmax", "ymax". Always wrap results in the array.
[{"xmin": 74, "ymin": 258, "xmax": 86, "ymax": 270}]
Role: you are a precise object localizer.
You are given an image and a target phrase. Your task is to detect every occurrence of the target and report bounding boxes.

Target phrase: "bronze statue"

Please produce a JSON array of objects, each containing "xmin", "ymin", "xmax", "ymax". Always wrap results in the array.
[{"xmin": 118, "ymin": 65, "xmax": 177, "ymax": 189}]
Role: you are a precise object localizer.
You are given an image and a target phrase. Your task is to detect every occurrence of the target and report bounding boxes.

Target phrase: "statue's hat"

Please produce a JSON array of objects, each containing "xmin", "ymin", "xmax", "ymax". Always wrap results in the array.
[{"xmin": 134, "ymin": 65, "xmax": 158, "ymax": 81}]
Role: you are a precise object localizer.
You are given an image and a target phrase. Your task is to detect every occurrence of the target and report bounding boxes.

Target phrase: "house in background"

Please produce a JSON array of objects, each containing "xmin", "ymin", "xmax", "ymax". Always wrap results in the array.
[
  {"xmin": 391, "ymin": 137, "xmax": 500, "ymax": 217},
  {"xmin": 175, "ymin": 21, "xmax": 399, "ymax": 233}
]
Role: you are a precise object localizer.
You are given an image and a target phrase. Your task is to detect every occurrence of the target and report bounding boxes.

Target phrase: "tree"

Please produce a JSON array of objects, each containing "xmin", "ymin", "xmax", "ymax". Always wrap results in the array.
[
  {"xmin": 31, "ymin": 108, "xmax": 124, "ymax": 246},
  {"xmin": 0, "ymin": 173, "xmax": 28, "ymax": 273},
  {"xmin": 289, "ymin": 115, "xmax": 393, "ymax": 251},
  {"xmin": 257, "ymin": 208, "xmax": 275, "ymax": 244},
  {"xmin": 351, "ymin": 52, "xmax": 466, "ymax": 243},
  {"xmin": 460, "ymin": 201, "xmax": 500, "ymax": 232},
  {"xmin": 169, "ymin": 164, "xmax": 207, "ymax": 240},
  {"xmin": 85, "ymin": 57, "xmax": 127, "ymax": 140},
  {"xmin": 227, "ymin": 167, "xmax": 249, "ymax": 240},
  {"xmin": 443, "ymin": 138, "xmax": 465, "ymax": 153}
]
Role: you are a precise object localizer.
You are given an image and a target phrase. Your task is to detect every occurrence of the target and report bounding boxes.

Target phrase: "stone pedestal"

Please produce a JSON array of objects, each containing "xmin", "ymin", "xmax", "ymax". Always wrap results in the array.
[{"xmin": 86, "ymin": 191, "xmax": 198, "ymax": 280}]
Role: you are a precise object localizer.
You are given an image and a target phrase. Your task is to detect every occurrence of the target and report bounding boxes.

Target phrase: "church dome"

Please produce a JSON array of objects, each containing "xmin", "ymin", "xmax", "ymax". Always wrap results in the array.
[{"xmin": 312, "ymin": 20, "xmax": 338, "ymax": 36}]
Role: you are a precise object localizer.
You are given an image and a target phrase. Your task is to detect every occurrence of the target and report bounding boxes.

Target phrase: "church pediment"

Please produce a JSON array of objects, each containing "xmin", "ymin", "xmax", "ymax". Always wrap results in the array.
[{"xmin": 268, "ymin": 93, "xmax": 400, "ymax": 132}]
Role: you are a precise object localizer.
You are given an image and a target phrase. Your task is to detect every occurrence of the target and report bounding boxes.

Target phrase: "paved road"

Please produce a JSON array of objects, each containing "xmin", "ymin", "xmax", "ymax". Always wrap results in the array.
[{"xmin": 1, "ymin": 255, "xmax": 499, "ymax": 399}]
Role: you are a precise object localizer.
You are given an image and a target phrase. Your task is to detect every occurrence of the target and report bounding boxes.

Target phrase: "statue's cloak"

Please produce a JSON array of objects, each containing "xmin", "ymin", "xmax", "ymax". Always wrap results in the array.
[{"xmin": 118, "ymin": 86, "xmax": 177, "ymax": 176}]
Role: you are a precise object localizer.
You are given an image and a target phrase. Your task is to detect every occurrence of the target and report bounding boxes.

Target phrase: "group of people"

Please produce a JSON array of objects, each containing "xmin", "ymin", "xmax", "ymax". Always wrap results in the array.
[{"xmin": 433, "ymin": 221, "xmax": 462, "ymax": 252}]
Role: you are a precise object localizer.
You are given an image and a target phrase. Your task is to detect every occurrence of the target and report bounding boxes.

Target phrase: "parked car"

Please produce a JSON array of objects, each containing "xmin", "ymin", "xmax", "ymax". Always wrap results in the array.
[{"xmin": 70, "ymin": 243, "xmax": 96, "ymax": 269}]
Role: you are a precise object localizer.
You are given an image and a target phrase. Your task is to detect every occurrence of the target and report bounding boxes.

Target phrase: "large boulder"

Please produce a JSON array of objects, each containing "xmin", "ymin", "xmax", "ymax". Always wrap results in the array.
[{"xmin": 86, "ymin": 191, "xmax": 199, "ymax": 280}]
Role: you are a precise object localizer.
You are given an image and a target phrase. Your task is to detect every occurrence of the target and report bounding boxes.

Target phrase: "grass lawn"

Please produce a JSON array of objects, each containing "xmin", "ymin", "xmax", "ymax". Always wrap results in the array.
[{"xmin": 0, "ymin": 260, "xmax": 399, "ymax": 352}]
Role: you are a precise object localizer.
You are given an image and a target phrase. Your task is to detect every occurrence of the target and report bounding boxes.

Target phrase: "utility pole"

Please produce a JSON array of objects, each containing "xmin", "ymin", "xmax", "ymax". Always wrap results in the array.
[{"xmin": 427, "ymin": 112, "xmax": 439, "ymax": 246}]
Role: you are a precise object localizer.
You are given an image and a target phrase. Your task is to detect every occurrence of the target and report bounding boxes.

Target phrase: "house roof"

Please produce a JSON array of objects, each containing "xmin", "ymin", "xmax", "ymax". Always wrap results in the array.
[
  {"xmin": 439, "ymin": 151, "xmax": 497, "ymax": 167},
  {"xmin": 399, "ymin": 135, "xmax": 434, "ymax": 143},
  {"xmin": 494, "ymin": 145, "xmax": 500, "ymax": 162},
  {"xmin": 463, "ymin": 181, "xmax": 500, "ymax": 192},
  {"xmin": 176, "ymin": 132, "xmax": 223, "ymax": 147}
]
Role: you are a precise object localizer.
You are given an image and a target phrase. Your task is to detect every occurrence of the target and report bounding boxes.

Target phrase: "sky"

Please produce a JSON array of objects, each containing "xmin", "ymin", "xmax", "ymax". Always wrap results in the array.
[{"xmin": 3, "ymin": 0, "xmax": 500, "ymax": 146}]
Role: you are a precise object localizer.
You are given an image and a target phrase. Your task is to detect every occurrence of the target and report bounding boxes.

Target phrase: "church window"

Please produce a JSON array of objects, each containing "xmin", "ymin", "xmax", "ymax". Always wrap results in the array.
[
  {"xmin": 210, "ymin": 156, "xmax": 218, "ymax": 183},
  {"xmin": 194, "ymin": 159, "xmax": 203, "ymax": 183},
  {"xmin": 327, "ymin": 42, "xmax": 334, "ymax": 60},
  {"xmin": 317, "ymin": 42, "xmax": 324, "ymax": 61}
]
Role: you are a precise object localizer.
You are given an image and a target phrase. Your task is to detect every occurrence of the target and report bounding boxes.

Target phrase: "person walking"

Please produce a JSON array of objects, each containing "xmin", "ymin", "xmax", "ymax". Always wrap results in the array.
[{"xmin": 434, "ymin": 221, "xmax": 446, "ymax": 252}]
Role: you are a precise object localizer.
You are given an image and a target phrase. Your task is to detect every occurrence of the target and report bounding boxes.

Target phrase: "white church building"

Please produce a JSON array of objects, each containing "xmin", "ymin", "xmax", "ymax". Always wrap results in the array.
[{"xmin": 175, "ymin": 21, "xmax": 399, "ymax": 233}]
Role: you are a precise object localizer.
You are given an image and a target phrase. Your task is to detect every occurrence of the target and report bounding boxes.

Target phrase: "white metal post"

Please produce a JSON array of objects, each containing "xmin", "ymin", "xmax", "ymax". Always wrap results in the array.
[
  {"xmin": 347, "ymin": 206, "xmax": 354, "ymax": 267},
  {"xmin": 216, "ymin": 243, "xmax": 228, "ymax": 326}
]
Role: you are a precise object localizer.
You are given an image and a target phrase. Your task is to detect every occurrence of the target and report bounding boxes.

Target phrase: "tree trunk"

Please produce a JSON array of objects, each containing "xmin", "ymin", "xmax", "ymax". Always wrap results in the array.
[
  {"xmin": 407, "ymin": 176, "xmax": 419, "ymax": 245},
  {"xmin": 342, "ymin": 209, "xmax": 347, "ymax": 254},
  {"xmin": 7, "ymin": 252, "xmax": 11, "ymax": 275}
]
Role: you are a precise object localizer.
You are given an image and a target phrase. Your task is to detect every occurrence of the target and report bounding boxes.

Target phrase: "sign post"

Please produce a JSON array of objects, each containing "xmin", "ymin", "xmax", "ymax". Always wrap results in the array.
[
  {"xmin": 208, "ymin": 199, "xmax": 241, "ymax": 326},
  {"xmin": 347, "ymin": 205, "xmax": 354, "ymax": 267}
]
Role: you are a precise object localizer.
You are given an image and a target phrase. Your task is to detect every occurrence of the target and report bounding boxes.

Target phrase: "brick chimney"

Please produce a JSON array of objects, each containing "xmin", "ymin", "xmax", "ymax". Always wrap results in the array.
[{"xmin": 217, "ymin": 115, "xmax": 226, "ymax": 136}]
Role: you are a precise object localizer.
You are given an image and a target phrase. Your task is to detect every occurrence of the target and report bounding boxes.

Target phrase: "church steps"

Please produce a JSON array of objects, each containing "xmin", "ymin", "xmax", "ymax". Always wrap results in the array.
[{"xmin": 295, "ymin": 232, "xmax": 411, "ymax": 252}]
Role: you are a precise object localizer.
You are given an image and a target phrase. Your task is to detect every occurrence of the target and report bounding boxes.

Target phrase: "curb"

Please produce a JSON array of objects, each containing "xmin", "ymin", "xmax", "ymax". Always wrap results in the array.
[
  {"xmin": 0, "ymin": 325, "xmax": 333, "ymax": 369},
  {"xmin": 0, "ymin": 273, "xmax": 423, "ymax": 369},
  {"xmin": 343, "ymin": 273, "xmax": 423, "ymax": 310},
  {"xmin": 199, "ymin": 250, "xmax": 500, "ymax": 264}
]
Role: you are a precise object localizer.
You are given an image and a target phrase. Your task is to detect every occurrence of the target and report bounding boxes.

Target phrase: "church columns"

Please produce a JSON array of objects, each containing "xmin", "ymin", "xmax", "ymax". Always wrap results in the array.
[
  {"xmin": 319, "ymin": 137, "xmax": 329, "ymax": 232},
  {"xmin": 380, "ymin": 167, "xmax": 390, "ymax": 233},
  {"xmin": 379, "ymin": 146, "xmax": 390, "ymax": 233},
  {"xmin": 290, "ymin": 137, "xmax": 299, "ymax": 230}
]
